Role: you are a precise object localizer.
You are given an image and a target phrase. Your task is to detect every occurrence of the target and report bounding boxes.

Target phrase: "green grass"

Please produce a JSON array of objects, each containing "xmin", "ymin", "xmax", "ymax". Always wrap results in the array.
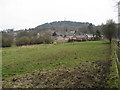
[{"xmin": 2, "ymin": 41, "xmax": 111, "ymax": 79}]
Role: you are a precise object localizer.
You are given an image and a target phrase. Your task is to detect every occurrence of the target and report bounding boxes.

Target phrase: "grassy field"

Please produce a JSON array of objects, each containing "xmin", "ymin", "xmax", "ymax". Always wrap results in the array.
[
  {"xmin": 3, "ymin": 41, "xmax": 120, "ymax": 88},
  {"xmin": 2, "ymin": 41, "xmax": 111, "ymax": 79}
]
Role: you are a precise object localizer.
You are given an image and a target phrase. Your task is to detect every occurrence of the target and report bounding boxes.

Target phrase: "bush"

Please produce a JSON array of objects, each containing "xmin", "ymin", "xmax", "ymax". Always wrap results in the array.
[
  {"xmin": 30, "ymin": 37, "xmax": 43, "ymax": 45},
  {"xmin": 42, "ymin": 33, "xmax": 53, "ymax": 44},
  {"xmin": 15, "ymin": 33, "xmax": 53, "ymax": 46},
  {"xmin": 30, "ymin": 33, "xmax": 53, "ymax": 45},
  {"xmin": 43, "ymin": 37, "xmax": 53, "ymax": 44},
  {"xmin": 16, "ymin": 36, "xmax": 30, "ymax": 46},
  {"xmin": 2, "ymin": 38, "xmax": 13, "ymax": 47}
]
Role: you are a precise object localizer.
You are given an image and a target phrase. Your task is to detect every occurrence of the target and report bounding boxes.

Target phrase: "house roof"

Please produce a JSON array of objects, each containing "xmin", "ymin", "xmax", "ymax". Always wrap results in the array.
[
  {"xmin": 67, "ymin": 32, "xmax": 75, "ymax": 36},
  {"xmin": 76, "ymin": 35, "xmax": 87, "ymax": 39},
  {"xmin": 86, "ymin": 34, "xmax": 93, "ymax": 37}
]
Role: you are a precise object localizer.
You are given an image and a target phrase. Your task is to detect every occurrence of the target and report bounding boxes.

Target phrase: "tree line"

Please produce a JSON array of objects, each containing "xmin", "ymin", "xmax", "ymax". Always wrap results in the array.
[{"xmin": 1, "ymin": 31, "xmax": 53, "ymax": 47}]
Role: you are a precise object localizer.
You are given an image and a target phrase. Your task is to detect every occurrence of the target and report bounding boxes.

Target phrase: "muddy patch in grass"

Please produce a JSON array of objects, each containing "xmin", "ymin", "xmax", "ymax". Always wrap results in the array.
[
  {"xmin": 3, "ymin": 60, "xmax": 112, "ymax": 88},
  {"xmin": 19, "ymin": 46, "xmax": 37, "ymax": 49}
]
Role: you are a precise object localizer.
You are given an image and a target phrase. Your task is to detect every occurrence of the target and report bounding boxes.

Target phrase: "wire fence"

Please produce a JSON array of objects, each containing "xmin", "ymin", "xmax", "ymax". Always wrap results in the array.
[
  {"xmin": 116, "ymin": 42, "xmax": 120, "ymax": 62},
  {"xmin": 114, "ymin": 41, "xmax": 120, "ymax": 58},
  {"xmin": 115, "ymin": 41, "xmax": 120, "ymax": 76},
  {"xmin": 117, "ymin": 46, "xmax": 120, "ymax": 62}
]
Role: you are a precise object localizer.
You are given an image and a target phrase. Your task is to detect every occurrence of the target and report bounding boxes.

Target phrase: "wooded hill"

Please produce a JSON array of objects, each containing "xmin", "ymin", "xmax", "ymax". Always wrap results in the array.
[{"xmin": 34, "ymin": 21, "xmax": 96, "ymax": 34}]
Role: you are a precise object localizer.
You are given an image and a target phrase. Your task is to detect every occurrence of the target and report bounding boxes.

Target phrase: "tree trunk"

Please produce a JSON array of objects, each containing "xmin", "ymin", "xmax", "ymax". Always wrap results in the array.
[
  {"xmin": 110, "ymin": 39, "xmax": 112, "ymax": 44},
  {"xmin": 118, "ymin": 41, "xmax": 120, "ymax": 46}
]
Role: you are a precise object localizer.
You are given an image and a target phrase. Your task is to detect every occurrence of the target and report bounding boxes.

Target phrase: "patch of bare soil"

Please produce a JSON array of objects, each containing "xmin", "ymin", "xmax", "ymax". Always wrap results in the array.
[
  {"xmin": 3, "ymin": 60, "xmax": 112, "ymax": 88},
  {"xmin": 19, "ymin": 46, "xmax": 37, "ymax": 49}
]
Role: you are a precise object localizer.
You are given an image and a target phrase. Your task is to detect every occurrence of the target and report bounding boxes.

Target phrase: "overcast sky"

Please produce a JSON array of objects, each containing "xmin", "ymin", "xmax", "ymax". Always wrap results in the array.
[{"xmin": 0, "ymin": 0, "xmax": 118, "ymax": 30}]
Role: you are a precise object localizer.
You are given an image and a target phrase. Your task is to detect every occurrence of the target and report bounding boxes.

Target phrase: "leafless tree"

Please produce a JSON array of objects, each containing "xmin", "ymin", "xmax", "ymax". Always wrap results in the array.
[{"xmin": 103, "ymin": 19, "xmax": 117, "ymax": 44}]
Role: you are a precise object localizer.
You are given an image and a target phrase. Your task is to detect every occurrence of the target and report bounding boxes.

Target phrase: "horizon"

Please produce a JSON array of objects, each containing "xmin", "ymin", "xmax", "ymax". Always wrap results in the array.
[{"xmin": 0, "ymin": 0, "xmax": 118, "ymax": 31}]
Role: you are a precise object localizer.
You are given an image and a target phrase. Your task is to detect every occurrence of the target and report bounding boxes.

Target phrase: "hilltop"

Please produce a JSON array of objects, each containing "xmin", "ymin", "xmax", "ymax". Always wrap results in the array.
[
  {"xmin": 33, "ymin": 21, "xmax": 95, "ymax": 34},
  {"xmin": 3, "ymin": 21, "xmax": 97, "ymax": 34}
]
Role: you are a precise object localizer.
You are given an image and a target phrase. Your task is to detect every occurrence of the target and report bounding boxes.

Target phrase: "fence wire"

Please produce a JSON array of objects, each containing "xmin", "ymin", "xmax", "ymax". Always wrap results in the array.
[
  {"xmin": 116, "ymin": 42, "xmax": 120, "ymax": 61},
  {"xmin": 115, "ymin": 41, "xmax": 120, "ymax": 76}
]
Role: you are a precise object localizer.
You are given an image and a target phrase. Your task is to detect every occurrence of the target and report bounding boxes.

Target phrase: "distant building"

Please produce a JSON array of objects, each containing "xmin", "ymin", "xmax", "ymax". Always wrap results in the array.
[
  {"xmin": 86, "ymin": 34, "xmax": 94, "ymax": 40},
  {"xmin": 56, "ymin": 36, "xmax": 64, "ymax": 40},
  {"xmin": 13, "ymin": 33, "xmax": 17, "ymax": 37},
  {"xmin": 37, "ymin": 33, "xmax": 40, "ymax": 38},
  {"xmin": 70, "ymin": 30, "xmax": 75, "ymax": 34},
  {"xmin": 75, "ymin": 35, "xmax": 88, "ymax": 41}
]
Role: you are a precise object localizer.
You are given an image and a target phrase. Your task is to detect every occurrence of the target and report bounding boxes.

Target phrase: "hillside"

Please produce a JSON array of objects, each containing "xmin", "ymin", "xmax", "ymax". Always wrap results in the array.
[
  {"xmin": 36, "ymin": 21, "xmax": 90, "ymax": 27},
  {"xmin": 2, "ymin": 21, "xmax": 98, "ymax": 36},
  {"xmin": 34, "ymin": 21, "xmax": 95, "ymax": 34}
]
